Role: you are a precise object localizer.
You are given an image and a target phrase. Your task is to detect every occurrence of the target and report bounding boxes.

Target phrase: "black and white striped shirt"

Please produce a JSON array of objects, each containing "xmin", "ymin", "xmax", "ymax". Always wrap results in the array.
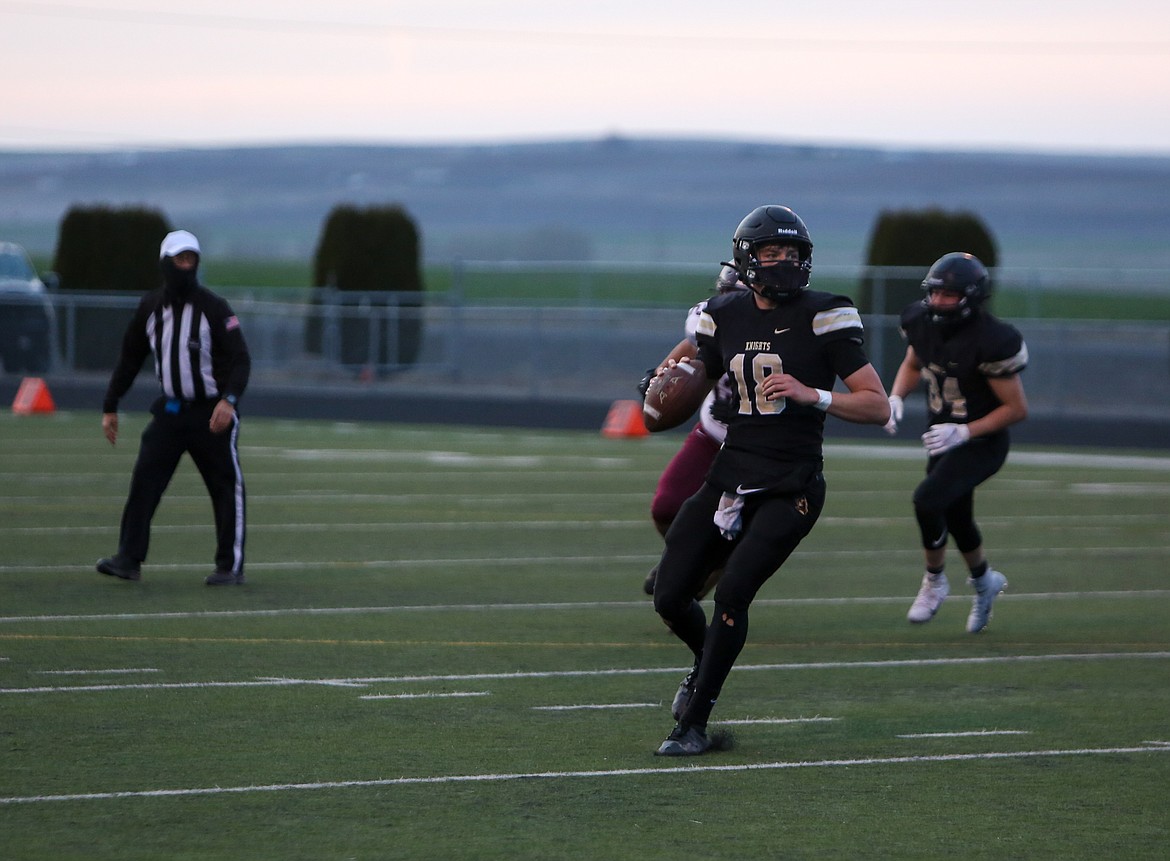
[{"xmin": 103, "ymin": 285, "xmax": 250, "ymax": 413}]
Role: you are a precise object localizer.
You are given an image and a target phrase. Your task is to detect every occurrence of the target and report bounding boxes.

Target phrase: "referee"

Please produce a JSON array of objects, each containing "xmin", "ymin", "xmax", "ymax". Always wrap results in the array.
[{"xmin": 96, "ymin": 230, "xmax": 251, "ymax": 585}]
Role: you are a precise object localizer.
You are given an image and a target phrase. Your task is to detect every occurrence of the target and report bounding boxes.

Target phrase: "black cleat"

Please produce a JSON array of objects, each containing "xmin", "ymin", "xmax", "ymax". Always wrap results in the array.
[
  {"xmin": 96, "ymin": 557, "xmax": 141, "ymax": 581},
  {"xmin": 671, "ymin": 669, "xmax": 697, "ymax": 721},
  {"xmin": 205, "ymin": 570, "xmax": 246, "ymax": 585},
  {"xmin": 655, "ymin": 723, "xmax": 712, "ymax": 757}
]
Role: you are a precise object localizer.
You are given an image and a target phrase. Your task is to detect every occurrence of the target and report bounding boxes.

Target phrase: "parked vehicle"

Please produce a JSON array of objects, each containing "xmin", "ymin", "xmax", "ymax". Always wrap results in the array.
[{"xmin": 0, "ymin": 242, "xmax": 57, "ymax": 373}]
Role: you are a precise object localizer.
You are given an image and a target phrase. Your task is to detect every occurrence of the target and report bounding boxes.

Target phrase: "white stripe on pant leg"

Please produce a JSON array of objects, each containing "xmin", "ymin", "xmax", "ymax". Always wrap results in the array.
[{"xmin": 229, "ymin": 414, "xmax": 245, "ymax": 574}]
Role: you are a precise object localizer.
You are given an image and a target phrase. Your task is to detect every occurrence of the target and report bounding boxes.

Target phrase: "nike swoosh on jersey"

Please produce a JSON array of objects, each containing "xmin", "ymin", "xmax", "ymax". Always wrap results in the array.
[
  {"xmin": 774, "ymin": 328, "xmax": 791, "ymax": 334},
  {"xmin": 735, "ymin": 484, "xmax": 768, "ymax": 494}
]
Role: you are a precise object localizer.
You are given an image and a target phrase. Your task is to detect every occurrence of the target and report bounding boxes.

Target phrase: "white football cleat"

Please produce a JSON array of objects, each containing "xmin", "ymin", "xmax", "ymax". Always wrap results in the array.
[
  {"xmin": 907, "ymin": 573, "xmax": 949, "ymax": 623},
  {"xmin": 967, "ymin": 569, "xmax": 1008, "ymax": 633}
]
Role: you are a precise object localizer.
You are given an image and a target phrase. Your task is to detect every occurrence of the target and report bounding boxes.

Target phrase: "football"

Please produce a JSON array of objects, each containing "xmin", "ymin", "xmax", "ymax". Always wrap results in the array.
[{"xmin": 642, "ymin": 360, "xmax": 708, "ymax": 432}]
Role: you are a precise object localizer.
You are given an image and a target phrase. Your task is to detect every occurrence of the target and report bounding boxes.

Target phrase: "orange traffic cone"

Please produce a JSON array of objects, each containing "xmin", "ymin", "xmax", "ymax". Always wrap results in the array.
[
  {"xmin": 601, "ymin": 399, "xmax": 649, "ymax": 438},
  {"xmin": 12, "ymin": 377, "xmax": 56, "ymax": 415}
]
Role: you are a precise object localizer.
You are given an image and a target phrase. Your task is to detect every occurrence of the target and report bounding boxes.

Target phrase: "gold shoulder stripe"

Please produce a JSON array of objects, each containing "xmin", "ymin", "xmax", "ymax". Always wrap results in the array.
[
  {"xmin": 979, "ymin": 342, "xmax": 1029, "ymax": 376},
  {"xmin": 812, "ymin": 306, "xmax": 863, "ymax": 336},
  {"xmin": 696, "ymin": 310, "xmax": 716, "ymax": 338}
]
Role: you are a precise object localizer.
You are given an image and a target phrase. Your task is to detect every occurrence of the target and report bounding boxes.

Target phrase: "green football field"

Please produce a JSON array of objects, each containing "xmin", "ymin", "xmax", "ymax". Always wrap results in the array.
[{"xmin": 2, "ymin": 411, "xmax": 1168, "ymax": 860}]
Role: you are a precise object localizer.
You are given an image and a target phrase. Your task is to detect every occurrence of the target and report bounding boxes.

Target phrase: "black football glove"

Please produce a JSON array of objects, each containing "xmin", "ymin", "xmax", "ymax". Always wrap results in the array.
[
  {"xmin": 636, "ymin": 367, "xmax": 656, "ymax": 398},
  {"xmin": 709, "ymin": 396, "xmax": 736, "ymax": 425}
]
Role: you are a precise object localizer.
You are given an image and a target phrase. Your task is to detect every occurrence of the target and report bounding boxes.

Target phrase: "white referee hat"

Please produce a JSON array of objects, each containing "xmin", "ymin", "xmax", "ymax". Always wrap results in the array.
[{"xmin": 160, "ymin": 230, "xmax": 201, "ymax": 259}]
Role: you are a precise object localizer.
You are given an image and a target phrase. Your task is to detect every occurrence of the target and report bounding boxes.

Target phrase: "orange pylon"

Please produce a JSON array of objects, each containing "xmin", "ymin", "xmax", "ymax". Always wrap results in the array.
[
  {"xmin": 12, "ymin": 377, "xmax": 56, "ymax": 415},
  {"xmin": 601, "ymin": 399, "xmax": 649, "ymax": 438}
]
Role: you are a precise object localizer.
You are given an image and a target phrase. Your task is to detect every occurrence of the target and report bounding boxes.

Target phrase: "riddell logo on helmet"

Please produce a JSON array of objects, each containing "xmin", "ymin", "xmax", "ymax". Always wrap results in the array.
[{"xmin": 774, "ymin": 228, "xmax": 799, "ymax": 235}]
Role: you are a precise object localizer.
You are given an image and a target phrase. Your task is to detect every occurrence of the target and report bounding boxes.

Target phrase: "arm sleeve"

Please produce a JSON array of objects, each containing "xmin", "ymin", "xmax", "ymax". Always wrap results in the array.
[
  {"xmin": 101, "ymin": 300, "xmax": 153, "ymax": 413},
  {"xmin": 695, "ymin": 336, "xmax": 723, "ymax": 381},
  {"xmin": 212, "ymin": 300, "xmax": 251, "ymax": 400}
]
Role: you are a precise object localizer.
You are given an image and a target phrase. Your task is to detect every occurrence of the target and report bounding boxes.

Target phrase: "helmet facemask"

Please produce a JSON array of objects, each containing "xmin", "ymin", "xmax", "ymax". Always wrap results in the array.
[
  {"xmin": 730, "ymin": 205, "xmax": 814, "ymax": 303},
  {"xmin": 735, "ymin": 239, "xmax": 813, "ymax": 303},
  {"xmin": 924, "ymin": 287, "xmax": 976, "ymax": 325},
  {"xmin": 920, "ymin": 252, "xmax": 990, "ymax": 326}
]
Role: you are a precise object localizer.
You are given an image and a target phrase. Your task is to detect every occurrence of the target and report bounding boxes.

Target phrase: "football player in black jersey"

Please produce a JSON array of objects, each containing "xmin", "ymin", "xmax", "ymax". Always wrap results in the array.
[
  {"xmin": 651, "ymin": 205, "xmax": 890, "ymax": 756},
  {"xmin": 884, "ymin": 252, "xmax": 1028, "ymax": 633}
]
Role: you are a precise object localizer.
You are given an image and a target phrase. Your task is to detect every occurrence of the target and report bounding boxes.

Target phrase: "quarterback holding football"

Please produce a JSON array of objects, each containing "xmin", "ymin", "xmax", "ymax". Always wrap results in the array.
[{"xmin": 650, "ymin": 205, "xmax": 890, "ymax": 756}]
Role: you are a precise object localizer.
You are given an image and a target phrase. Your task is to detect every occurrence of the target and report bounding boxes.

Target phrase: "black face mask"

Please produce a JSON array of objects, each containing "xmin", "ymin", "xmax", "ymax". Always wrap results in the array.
[{"xmin": 161, "ymin": 256, "xmax": 199, "ymax": 299}]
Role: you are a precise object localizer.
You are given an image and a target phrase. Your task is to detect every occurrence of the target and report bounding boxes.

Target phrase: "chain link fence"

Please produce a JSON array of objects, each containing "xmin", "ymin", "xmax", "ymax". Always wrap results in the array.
[{"xmin": 12, "ymin": 264, "xmax": 1170, "ymax": 422}]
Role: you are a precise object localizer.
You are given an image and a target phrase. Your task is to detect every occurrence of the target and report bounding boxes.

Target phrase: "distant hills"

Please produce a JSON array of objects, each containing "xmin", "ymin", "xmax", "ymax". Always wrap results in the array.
[{"xmin": 2, "ymin": 138, "xmax": 1169, "ymax": 270}]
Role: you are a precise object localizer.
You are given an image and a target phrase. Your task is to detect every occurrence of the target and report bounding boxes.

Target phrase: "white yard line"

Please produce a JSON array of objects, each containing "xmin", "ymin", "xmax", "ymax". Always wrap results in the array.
[
  {"xmin": 3, "ymin": 512, "xmax": 1166, "ymax": 535},
  {"xmin": 532, "ymin": 703, "xmax": 660, "ymax": 711},
  {"xmin": 721, "ymin": 717, "xmax": 839, "ymax": 725},
  {"xmin": 3, "ymin": 651, "xmax": 1167, "ymax": 695},
  {"xmin": 2, "ymin": 544, "xmax": 1168, "ymax": 578},
  {"xmin": 897, "ymin": 730, "xmax": 1031, "ymax": 738},
  {"xmin": 360, "ymin": 691, "xmax": 490, "ymax": 700},
  {"xmin": 3, "ymin": 590, "xmax": 1169, "ymax": 625},
  {"xmin": 34, "ymin": 668, "xmax": 160, "ymax": 675},
  {"xmin": 3, "ymin": 743, "xmax": 1168, "ymax": 806}
]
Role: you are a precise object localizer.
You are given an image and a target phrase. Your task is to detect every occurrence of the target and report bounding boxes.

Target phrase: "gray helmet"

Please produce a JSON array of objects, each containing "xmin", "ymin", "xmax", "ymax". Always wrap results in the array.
[{"xmin": 715, "ymin": 263, "xmax": 746, "ymax": 294}]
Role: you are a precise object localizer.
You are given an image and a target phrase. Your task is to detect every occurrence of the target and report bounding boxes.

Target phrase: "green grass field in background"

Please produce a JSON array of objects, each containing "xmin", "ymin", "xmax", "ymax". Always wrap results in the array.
[{"xmin": 1, "ymin": 413, "xmax": 1168, "ymax": 859}]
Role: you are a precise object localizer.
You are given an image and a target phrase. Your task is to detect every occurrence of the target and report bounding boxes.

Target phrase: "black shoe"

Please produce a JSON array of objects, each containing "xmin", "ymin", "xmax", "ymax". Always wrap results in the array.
[
  {"xmin": 655, "ymin": 722, "xmax": 712, "ymax": 757},
  {"xmin": 643, "ymin": 565, "xmax": 658, "ymax": 596},
  {"xmin": 205, "ymin": 570, "xmax": 245, "ymax": 585},
  {"xmin": 671, "ymin": 667, "xmax": 698, "ymax": 721},
  {"xmin": 96, "ymin": 557, "xmax": 141, "ymax": 581}
]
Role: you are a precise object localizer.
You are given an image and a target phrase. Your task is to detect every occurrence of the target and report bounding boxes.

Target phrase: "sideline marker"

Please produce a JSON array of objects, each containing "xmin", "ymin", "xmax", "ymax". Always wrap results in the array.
[
  {"xmin": 601, "ymin": 399, "xmax": 648, "ymax": 438},
  {"xmin": 12, "ymin": 377, "xmax": 56, "ymax": 415}
]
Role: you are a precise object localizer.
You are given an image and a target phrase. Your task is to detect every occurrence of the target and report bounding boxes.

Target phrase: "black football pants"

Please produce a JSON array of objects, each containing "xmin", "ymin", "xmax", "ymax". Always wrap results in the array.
[
  {"xmin": 913, "ymin": 432, "xmax": 1009, "ymax": 554},
  {"xmin": 117, "ymin": 399, "xmax": 246, "ymax": 574},
  {"xmin": 653, "ymin": 475, "xmax": 826, "ymax": 725}
]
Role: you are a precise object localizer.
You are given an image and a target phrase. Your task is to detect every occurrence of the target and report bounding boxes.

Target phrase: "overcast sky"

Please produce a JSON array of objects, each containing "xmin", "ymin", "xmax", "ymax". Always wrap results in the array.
[{"xmin": 3, "ymin": 0, "xmax": 1169, "ymax": 155}]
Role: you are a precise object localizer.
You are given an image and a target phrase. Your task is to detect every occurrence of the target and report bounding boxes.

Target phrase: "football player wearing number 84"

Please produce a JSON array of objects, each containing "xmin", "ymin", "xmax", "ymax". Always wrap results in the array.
[
  {"xmin": 651, "ymin": 205, "xmax": 890, "ymax": 756},
  {"xmin": 884, "ymin": 252, "xmax": 1028, "ymax": 634}
]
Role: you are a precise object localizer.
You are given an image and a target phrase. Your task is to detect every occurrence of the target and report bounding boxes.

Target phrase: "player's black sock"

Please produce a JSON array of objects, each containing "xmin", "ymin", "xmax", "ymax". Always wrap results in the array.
[
  {"xmin": 969, "ymin": 560, "xmax": 989, "ymax": 579},
  {"xmin": 926, "ymin": 564, "xmax": 945, "ymax": 577},
  {"xmin": 684, "ymin": 604, "xmax": 749, "ymax": 727}
]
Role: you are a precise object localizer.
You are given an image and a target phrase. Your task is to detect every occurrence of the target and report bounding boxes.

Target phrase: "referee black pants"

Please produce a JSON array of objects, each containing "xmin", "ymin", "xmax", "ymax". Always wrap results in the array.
[{"xmin": 117, "ymin": 399, "xmax": 246, "ymax": 574}]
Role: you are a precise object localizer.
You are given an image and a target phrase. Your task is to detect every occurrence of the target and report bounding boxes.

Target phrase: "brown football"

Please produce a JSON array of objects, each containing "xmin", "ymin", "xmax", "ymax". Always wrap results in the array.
[{"xmin": 642, "ymin": 360, "xmax": 708, "ymax": 432}]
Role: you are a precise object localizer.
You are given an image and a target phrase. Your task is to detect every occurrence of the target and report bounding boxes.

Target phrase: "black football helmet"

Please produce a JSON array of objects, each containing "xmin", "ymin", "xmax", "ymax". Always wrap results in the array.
[
  {"xmin": 731, "ymin": 205, "xmax": 813, "ymax": 302},
  {"xmin": 921, "ymin": 252, "xmax": 990, "ymax": 324}
]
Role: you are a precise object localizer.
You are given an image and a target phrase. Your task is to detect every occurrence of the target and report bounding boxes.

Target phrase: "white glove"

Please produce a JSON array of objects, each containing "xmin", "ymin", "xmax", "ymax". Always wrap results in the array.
[
  {"xmin": 883, "ymin": 395, "xmax": 904, "ymax": 435},
  {"xmin": 922, "ymin": 422, "xmax": 970, "ymax": 455}
]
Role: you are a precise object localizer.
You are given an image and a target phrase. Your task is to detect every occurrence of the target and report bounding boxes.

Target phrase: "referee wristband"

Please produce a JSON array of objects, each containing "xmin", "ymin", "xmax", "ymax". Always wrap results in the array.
[{"xmin": 813, "ymin": 388, "xmax": 833, "ymax": 412}]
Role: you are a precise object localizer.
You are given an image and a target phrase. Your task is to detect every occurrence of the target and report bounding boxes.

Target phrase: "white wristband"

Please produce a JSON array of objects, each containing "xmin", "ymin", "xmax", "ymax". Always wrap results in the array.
[{"xmin": 813, "ymin": 388, "xmax": 833, "ymax": 412}]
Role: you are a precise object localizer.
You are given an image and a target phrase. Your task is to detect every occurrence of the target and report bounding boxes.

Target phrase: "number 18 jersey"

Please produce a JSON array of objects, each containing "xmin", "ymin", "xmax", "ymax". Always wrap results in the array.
[{"xmin": 695, "ymin": 289, "xmax": 870, "ymax": 492}]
